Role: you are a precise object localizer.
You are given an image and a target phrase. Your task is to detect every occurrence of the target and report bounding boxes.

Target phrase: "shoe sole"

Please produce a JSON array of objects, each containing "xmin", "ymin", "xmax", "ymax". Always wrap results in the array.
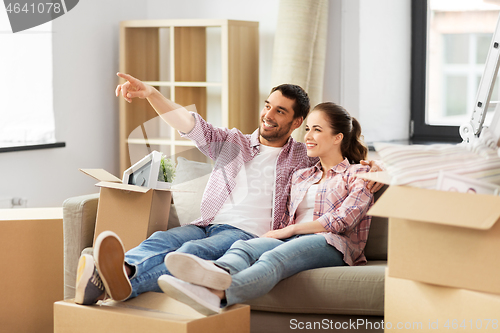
[
  {"xmin": 94, "ymin": 231, "xmax": 132, "ymax": 301},
  {"xmin": 75, "ymin": 254, "xmax": 94, "ymax": 304},
  {"xmin": 165, "ymin": 253, "xmax": 231, "ymax": 290},
  {"xmin": 158, "ymin": 275, "xmax": 220, "ymax": 316}
]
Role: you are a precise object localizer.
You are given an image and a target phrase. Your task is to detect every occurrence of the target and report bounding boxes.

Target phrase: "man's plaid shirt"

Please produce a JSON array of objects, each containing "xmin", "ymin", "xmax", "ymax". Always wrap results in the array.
[
  {"xmin": 180, "ymin": 112, "xmax": 317, "ymax": 230},
  {"xmin": 282, "ymin": 159, "xmax": 374, "ymax": 265}
]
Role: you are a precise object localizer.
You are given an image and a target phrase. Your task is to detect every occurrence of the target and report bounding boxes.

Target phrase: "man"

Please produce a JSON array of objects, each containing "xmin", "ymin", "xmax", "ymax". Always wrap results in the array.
[{"xmin": 75, "ymin": 73, "xmax": 382, "ymax": 305}]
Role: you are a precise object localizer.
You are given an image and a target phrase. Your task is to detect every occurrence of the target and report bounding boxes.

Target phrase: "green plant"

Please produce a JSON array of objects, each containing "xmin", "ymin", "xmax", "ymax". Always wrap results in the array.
[{"xmin": 158, "ymin": 155, "xmax": 176, "ymax": 183}]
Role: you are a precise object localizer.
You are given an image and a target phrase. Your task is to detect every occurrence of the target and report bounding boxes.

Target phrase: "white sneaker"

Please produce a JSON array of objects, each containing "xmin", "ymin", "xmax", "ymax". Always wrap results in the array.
[
  {"xmin": 74, "ymin": 254, "xmax": 105, "ymax": 305},
  {"xmin": 158, "ymin": 275, "xmax": 221, "ymax": 316},
  {"xmin": 165, "ymin": 252, "xmax": 232, "ymax": 290}
]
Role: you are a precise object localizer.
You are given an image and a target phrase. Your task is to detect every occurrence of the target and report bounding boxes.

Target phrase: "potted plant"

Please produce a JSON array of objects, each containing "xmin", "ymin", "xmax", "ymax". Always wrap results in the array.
[{"xmin": 157, "ymin": 154, "xmax": 176, "ymax": 188}]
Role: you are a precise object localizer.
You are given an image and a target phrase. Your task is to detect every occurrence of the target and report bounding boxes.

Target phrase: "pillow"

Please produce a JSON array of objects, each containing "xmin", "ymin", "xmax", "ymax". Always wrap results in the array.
[
  {"xmin": 171, "ymin": 157, "xmax": 213, "ymax": 225},
  {"xmin": 374, "ymin": 142, "xmax": 500, "ymax": 189}
]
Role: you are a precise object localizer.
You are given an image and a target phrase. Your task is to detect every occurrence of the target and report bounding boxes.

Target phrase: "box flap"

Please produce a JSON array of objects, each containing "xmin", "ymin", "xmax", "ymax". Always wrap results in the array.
[
  {"xmin": 356, "ymin": 171, "xmax": 392, "ymax": 185},
  {"xmin": 80, "ymin": 169, "xmax": 122, "ymax": 183},
  {"xmin": 96, "ymin": 181, "xmax": 151, "ymax": 193},
  {"xmin": 368, "ymin": 185, "xmax": 500, "ymax": 230},
  {"xmin": 96, "ymin": 181, "xmax": 182, "ymax": 193},
  {"xmin": 153, "ymin": 187, "xmax": 175, "ymax": 192}
]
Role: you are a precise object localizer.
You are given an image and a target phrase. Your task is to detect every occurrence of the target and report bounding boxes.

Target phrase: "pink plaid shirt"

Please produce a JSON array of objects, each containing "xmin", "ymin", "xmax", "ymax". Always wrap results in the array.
[
  {"xmin": 283, "ymin": 159, "xmax": 374, "ymax": 265},
  {"xmin": 180, "ymin": 112, "xmax": 317, "ymax": 230}
]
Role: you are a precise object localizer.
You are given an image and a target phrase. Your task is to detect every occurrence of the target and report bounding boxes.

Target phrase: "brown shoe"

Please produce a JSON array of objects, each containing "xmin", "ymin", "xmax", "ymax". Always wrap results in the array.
[{"xmin": 94, "ymin": 231, "xmax": 132, "ymax": 301}]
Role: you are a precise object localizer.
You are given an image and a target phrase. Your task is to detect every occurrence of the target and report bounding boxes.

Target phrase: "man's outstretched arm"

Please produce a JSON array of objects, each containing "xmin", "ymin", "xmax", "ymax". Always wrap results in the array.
[{"xmin": 115, "ymin": 72, "xmax": 195, "ymax": 134}]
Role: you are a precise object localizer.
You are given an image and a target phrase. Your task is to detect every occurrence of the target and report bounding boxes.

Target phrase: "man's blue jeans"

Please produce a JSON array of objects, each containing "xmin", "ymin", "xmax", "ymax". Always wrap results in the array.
[
  {"xmin": 214, "ymin": 234, "xmax": 346, "ymax": 306},
  {"xmin": 124, "ymin": 224, "xmax": 256, "ymax": 298}
]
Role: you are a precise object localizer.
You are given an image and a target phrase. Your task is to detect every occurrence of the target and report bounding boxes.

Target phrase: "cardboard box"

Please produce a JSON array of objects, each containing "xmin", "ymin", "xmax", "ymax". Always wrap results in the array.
[
  {"xmin": 54, "ymin": 292, "xmax": 250, "ymax": 333},
  {"xmin": 385, "ymin": 272, "xmax": 500, "ymax": 332},
  {"xmin": 80, "ymin": 169, "xmax": 172, "ymax": 251},
  {"xmin": 367, "ymin": 184, "xmax": 500, "ymax": 295},
  {"xmin": 0, "ymin": 208, "xmax": 63, "ymax": 333}
]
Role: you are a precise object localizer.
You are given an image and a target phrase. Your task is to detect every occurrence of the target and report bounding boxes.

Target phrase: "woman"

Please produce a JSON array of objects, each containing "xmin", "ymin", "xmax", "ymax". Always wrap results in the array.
[{"xmin": 158, "ymin": 102, "xmax": 374, "ymax": 315}]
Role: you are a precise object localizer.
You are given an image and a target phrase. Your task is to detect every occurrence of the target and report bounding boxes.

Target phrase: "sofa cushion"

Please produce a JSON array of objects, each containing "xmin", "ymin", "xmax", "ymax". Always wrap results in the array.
[
  {"xmin": 364, "ymin": 216, "xmax": 388, "ymax": 261},
  {"xmin": 364, "ymin": 185, "xmax": 388, "ymax": 261},
  {"xmin": 365, "ymin": 185, "xmax": 388, "ymax": 260},
  {"xmin": 245, "ymin": 261, "xmax": 386, "ymax": 316}
]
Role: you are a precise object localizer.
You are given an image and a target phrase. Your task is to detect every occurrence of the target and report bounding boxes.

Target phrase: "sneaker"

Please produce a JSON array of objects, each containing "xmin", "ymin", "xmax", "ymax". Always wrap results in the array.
[
  {"xmin": 165, "ymin": 252, "xmax": 232, "ymax": 290},
  {"xmin": 74, "ymin": 254, "xmax": 105, "ymax": 305},
  {"xmin": 94, "ymin": 231, "xmax": 132, "ymax": 301},
  {"xmin": 158, "ymin": 275, "xmax": 221, "ymax": 316}
]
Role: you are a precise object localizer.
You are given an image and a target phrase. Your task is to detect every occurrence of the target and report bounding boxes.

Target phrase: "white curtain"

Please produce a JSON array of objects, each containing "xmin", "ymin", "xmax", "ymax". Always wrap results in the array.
[{"xmin": 271, "ymin": 0, "xmax": 329, "ymax": 142}]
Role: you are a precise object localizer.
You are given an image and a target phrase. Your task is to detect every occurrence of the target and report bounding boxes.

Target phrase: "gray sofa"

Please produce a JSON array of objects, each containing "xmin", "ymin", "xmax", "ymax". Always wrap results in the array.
[{"xmin": 62, "ymin": 186, "xmax": 387, "ymax": 333}]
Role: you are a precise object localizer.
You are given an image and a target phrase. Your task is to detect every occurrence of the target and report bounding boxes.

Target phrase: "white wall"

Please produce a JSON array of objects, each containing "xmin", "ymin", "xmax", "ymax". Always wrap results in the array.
[
  {"xmin": 1, "ymin": 0, "xmax": 411, "ymax": 208},
  {"xmin": 323, "ymin": 0, "xmax": 412, "ymax": 143},
  {"xmin": 146, "ymin": 0, "xmax": 411, "ymax": 143},
  {"xmin": 358, "ymin": 0, "xmax": 411, "ymax": 142},
  {"xmin": 323, "ymin": 0, "xmax": 343, "ymax": 105},
  {"xmin": 1, "ymin": 0, "xmax": 148, "ymax": 208}
]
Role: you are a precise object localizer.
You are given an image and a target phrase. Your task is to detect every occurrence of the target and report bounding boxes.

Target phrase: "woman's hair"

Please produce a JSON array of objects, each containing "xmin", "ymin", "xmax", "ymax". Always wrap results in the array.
[{"xmin": 312, "ymin": 102, "xmax": 368, "ymax": 164}]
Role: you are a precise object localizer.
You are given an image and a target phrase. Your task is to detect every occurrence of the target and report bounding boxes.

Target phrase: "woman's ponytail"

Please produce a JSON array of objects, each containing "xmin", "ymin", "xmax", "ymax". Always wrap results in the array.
[{"xmin": 345, "ymin": 117, "xmax": 368, "ymax": 164}]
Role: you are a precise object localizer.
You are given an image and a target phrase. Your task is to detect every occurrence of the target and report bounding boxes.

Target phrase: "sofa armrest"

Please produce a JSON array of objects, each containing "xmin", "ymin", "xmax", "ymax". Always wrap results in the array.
[{"xmin": 63, "ymin": 193, "xmax": 99, "ymax": 299}]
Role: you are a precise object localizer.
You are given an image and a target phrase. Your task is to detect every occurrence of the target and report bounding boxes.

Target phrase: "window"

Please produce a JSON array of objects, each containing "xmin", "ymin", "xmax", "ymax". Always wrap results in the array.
[
  {"xmin": 0, "ymin": 9, "xmax": 57, "ymax": 150},
  {"xmin": 411, "ymin": 0, "xmax": 500, "ymax": 142},
  {"xmin": 439, "ymin": 33, "xmax": 497, "ymax": 121}
]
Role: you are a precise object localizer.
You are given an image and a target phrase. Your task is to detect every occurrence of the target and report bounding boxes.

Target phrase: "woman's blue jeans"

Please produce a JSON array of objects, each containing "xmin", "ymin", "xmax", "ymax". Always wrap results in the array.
[
  {"xmin": 214, "ymin": 234, "xmax": 346, "ymax": 306},
  {"xmin": 124, "ymin": 224, "xmax": 255, "ymax": 298}
]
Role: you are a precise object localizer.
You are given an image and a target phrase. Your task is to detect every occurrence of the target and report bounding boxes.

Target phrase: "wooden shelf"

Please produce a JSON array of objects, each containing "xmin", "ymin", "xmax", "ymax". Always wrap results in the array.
[
  {"xmin": 119, "ymin": 19, "xmax": 259, "ymax": 172},
  {"xmin": 145, "ymin": 81, "xmax": 223, "ymax": 87},
  {"xmin": 120, "ymin": 19, "xmax": 259, "ymax": 28}
]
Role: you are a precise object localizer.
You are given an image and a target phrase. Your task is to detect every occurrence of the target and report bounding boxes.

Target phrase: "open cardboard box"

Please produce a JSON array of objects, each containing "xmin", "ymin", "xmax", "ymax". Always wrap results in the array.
[
  {"xmin": 359, "ymin": 171, "xmax": 500, "ymax": 295},
  {"xmin": 80, "ymin": 169, "xmax": 172, "ymax": 251},
  {"xmin": 54, "ymin": 292, "xmax": 250, "ymax": 333},
  {"xmin": 385, "ymin": 272, "xmax": 500, "ymax": 331}
]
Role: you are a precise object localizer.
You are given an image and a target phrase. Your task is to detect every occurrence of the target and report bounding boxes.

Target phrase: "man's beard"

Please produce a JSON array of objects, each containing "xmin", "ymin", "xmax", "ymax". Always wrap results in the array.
[{"xmin": 259, "ymin": 118, "xmax": 294, "ymax": 142}]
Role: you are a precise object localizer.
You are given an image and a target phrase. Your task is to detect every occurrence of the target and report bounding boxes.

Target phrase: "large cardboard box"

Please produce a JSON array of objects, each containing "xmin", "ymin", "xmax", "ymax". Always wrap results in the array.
[
  {"xmin": 80, "ymin": 169, "xmax": 172, "ymax": 251},
  {"xmin": 385, "ymin": 272, "xmax": 500, "ymax": 332},
  {"xmin": 54, "ymin": 292, "xmax": 250, "ymax": 333},
  {"xmin": 0, "ymin": 208, "xmax": 63, "ymax": 333},
  {"xmin": 368, "ymin": 184, "xmax": 500, "ymax": 295}
]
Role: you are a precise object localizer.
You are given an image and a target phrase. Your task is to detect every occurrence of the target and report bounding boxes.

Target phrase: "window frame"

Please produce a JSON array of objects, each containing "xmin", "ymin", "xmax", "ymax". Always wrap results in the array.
[
  {"xmin": 411, "ymin": 0, "xmax": 462, "ymax": 143},
  {"xmin": 0, "ymin": 142, "xmax": 65, "ymax": 154}
]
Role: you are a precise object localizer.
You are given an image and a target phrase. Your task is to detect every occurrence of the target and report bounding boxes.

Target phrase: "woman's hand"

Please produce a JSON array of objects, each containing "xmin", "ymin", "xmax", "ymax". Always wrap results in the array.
[
  {"xmin": 360, "ymin": 160, "xmax": 385, "ymax": 193},
  {"xmin": 262, "ymin": 221, "xmax": 327, "ymax": 239},
  {"xmin": 115, "ymin": 72, "xmax": 154, "ymax": 103},
  {"xmin": 262, "ymin": 225, "xmax": 296, "ymax": 239}
]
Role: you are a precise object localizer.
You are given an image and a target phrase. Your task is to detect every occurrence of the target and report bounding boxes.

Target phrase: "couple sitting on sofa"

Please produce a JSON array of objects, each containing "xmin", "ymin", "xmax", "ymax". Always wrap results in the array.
[{"xmin": 75, "ymin": 73, "xmax": 381, "ymax": 315}]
